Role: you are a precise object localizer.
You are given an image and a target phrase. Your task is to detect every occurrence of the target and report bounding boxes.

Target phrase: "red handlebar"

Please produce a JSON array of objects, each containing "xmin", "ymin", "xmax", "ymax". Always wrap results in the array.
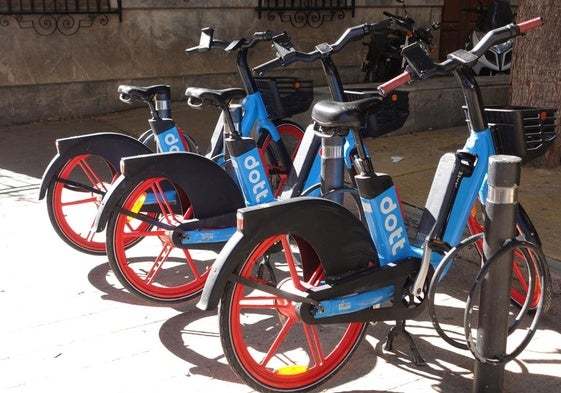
[
  {"xmin": 517, "ymin": 17, "xmax": 543, "ymax": 33},
  {"xmin": 377, "ymin": 71, "xmax": 412, "ymax": 96}
]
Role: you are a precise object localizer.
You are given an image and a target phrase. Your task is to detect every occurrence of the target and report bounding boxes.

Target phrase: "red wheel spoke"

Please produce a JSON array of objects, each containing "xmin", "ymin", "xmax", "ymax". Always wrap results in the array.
[
  {"xmin": 59, "ymin": 196, "xmax": 99, "ymax": 207},
  {"xmin": 121, "ymin": 228, "xmax": 163, "ymax": 239},
  {"xmin": 259, "ymin": 316, "xmax": 296, "ymax": 367},
  {"xmin": 281, "ymin": 235, "xmax": 309, "ymax": 292},
  {"xmin": 511, "ymin": 258, "xmax": 530, "ymax": 293},
  {"xmin": 306, "ymin": 264, "xmax": 325, "ymax": 286},
  {"xmin": 77, "ymin": 157, "xmax": 109, "ymax": 193},
  {"xmin": 239, "ymin": 295, "xmax": 284, "ymax": 309},
  {"xmin": 181, "ymin": 249, "xmax": 203, "ymax": 280},
  {"xmin": 144, "ymin": 243, "xmax": 174, "ymax": 284},
  {"xmin": 151, "ymin": 181, "xmax": 180, "ymax": 224},
  {"xmin": 303, "ymin": 324, "xmax": 325, "ymax": 368}
]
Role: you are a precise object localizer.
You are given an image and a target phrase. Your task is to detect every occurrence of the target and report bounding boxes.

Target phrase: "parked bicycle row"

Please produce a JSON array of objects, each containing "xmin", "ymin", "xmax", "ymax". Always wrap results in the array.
[{"xmin": 40, "ymin": 15, "xmax": 554, "ymax": 393}]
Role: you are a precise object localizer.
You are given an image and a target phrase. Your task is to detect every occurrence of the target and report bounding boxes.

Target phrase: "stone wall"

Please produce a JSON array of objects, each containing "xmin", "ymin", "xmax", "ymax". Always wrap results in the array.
[{"xmin": 0, "ymin": 0, "xmax": 443, "ymax": 125}]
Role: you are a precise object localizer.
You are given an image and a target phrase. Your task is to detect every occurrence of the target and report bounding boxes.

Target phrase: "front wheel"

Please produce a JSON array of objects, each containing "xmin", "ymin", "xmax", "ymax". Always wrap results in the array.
[
  {"xmin": 219, "ymin": 234, "xmax": 367, "ymax": 393},
  {"xmin": 467, "ymin": 202, "xmax": 552, "ymax": 311}
]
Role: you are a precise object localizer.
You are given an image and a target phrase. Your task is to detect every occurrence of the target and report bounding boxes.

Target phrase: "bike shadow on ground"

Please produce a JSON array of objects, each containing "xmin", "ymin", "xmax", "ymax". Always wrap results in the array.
[
  {"xmin": 87, "ymin": 261, "xmax": 195, "ymax": 311},
  {"xmin": 157, "ymin": 307, "xmax": 383, "ymax": 390}
]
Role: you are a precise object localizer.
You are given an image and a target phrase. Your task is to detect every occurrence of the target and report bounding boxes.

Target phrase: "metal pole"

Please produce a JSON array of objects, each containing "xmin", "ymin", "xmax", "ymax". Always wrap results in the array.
[{"xmin": 473, "ymin": 155, "xmax": 521, "ymax": 393}]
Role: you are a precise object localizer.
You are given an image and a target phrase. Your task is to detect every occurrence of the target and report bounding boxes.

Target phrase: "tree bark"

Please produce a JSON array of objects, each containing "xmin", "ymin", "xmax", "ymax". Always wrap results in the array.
[{"xmin": 509, "ymin": 0, "xmax": 561, "ymax": 167}]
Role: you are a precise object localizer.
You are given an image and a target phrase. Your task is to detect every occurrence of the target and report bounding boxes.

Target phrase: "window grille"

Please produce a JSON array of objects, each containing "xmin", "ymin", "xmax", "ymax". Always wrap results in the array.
[
  {"xmin": 0, "ymin": 0, "xmax": 122, "ymax": 35},
  {"xmin": 256, "ymin": 0, "xmax": 355, "ymax": 28}
]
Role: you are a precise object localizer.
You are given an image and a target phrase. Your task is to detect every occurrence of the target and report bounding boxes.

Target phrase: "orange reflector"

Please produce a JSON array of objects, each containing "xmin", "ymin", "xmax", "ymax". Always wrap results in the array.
[
  {"xmin": 275, "ymin": 365, "xmax": 308, "ymax": 375},
  {"xmin": 540, "ymin": 111, "xmax": 547, "ymax": 121},
  {"xmin": 391, "ymin": 93, "xmax": 398, "ymax": 102},
  {"xmin": 294, "ymin": 81, "xmax": 301, "ymax": 89}
]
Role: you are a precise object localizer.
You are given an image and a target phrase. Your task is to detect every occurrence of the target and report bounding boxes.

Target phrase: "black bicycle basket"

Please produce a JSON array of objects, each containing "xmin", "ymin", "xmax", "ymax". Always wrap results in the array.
[
  {"xmin": 345, "ymin": 89, "xmax": 410, "ymax": 138},
  {"xmin": 485, "ymin": 106, "xmax": 557, "ymax": 163},
  {"xmin": 255, "ymin": 77, "xmax": 313, "ymax": 121}
]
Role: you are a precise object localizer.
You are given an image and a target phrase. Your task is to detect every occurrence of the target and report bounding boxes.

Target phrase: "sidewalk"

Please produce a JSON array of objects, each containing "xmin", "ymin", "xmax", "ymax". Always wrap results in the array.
[{"xmin": 1, "ymin": 105, "xmax": 560, "ymax": 393}]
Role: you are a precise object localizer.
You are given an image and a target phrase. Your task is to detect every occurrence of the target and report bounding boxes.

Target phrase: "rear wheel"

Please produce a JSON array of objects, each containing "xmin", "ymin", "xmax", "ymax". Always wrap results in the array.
[
  {"xmin": 219, "ymin": 234, "xmax": 367, "ymax": 392},
  {"xmin": 45, "ymin": 130, "xmax": 198, "ymax": 255},
  {"xmin": 106, "ymin": 177, "xmax": 213, "ymax": 303},
  {"xmin": 259, "ymin": 121, "xmax": 305, "ymax": 196},
  {"xmin": 46, "ymin": 154, "xmax": 118, "ymax": 255}
]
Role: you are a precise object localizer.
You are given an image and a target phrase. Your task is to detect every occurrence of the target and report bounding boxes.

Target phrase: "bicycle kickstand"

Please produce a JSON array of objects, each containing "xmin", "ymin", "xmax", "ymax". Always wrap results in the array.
[{"xmin": 384, "ymin": 320, "xmax": 426, "ymax": 366}]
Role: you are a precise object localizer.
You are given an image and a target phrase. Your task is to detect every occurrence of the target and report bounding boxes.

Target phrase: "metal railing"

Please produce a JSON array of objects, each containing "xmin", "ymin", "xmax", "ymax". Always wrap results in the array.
[
  {"xmin": 0, "ymin": 0, "xmax": 122, "ymax": 35},
  {"xmin": 256, "ymin": 0, "xmax": 355, "ymax": 28}
]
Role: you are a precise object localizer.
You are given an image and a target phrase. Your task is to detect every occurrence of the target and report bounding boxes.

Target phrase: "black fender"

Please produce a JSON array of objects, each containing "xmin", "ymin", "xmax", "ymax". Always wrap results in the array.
[
  {"xmin": 39, "ymin": 132, "xmax": 153, "ymax": 200},
  {"xmin": 517, "ymin": 203, "xmax": 542, "ymax": 247},
  {"xmin": 94, "ymin": 151, "xmax": 245, "ymax": 231},
  {"xmin": 197, "ymin": 197, "xmax": 378, "ymax": 311}
]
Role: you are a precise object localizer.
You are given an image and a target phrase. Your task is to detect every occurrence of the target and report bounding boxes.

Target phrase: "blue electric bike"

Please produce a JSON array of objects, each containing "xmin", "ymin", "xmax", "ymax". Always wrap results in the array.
[
  {"xmin": 38, "ymin": 29, "xmax": 309, "ymax": 255},
  {"xmin": 92, "ymin": 21, "xmax": 407, "ymax": 303},
  {"xmin": 196, "ymin": 17, "xmax": 552, "ymax": 393}
]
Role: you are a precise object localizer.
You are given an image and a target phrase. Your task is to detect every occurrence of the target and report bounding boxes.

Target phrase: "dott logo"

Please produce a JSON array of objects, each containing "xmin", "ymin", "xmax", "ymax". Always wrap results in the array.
[
  {"xmin": 379, "ymin": 195, "xmax": 406, "ymax": 256},
  {"xmin": 243, "ymin": 155, "xmax": 270, "ymax": 203},
  {"xmin": 160, "ymin": 131, "xmax": 183, "ymax": 152}
]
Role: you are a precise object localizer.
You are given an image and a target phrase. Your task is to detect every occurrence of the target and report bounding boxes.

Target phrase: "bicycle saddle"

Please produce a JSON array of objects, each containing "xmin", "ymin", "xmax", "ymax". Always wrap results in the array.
[
  {"xmin": 118, "ymin": 85, "xmax": 170, "ymax": 102},
  {"xmin": 312, "ymin": 97, "xmax": 383, "ymax": 135},
  {"xmin": 185, "ymin": 87, "xmax": 246, "ymax": 109}
]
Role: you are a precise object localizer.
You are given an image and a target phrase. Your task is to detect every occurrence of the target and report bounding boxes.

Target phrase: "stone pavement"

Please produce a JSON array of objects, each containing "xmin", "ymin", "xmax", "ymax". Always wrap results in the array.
[{"xmin": 1, "ymin": 104, "xmax": 560, "ymax": 393}]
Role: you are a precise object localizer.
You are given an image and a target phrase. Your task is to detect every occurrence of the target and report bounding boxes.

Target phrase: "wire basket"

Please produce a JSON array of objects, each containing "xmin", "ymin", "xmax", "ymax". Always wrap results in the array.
[
  {"xmin": 485, "ymin": 106, "xmax": 557, "ymax": 163},
  {"xmin": 255, "ymin": 77, "xmax": 313, "ymax": 120},
  {"xmin": 345, "ymin": 89, "xmax": 409, "ymax": 137}
]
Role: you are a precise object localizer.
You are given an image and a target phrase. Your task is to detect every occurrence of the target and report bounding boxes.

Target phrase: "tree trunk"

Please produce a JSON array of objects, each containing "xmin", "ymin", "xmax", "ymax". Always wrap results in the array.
[{"xmin": 509, "ymin": 0, "xmax": 561, "ymax": 167}]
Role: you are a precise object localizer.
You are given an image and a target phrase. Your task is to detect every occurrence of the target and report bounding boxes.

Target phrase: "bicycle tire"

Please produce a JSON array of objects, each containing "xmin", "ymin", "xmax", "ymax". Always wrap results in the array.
[
  {"xmin": 258, "ymin": 120, "xmax": 305, "ymax": 196},
  {"xmin": 46, "ymin": 153, "xmax": 119, "ymax": 255},
  {"xmin": 45, "ymin": 129, "xmax": 198, "ymax": 256},
  {"xmin": 218, "ymin": 233, "xmax": 367, "ymax": 393},
  {"xmin": 464, "ymin": 239, "xmax": 548, "ymax": 364},
  {"xmin": 103, "ymin": 122, "xmax": 303, "ymax": 303},
  {"xmin": 105, "ymin": 176, "xmax": 212, "ymax": 303},
  {"xmin": 467, "ymin": 201, "xmax": 552, "ymax": 311}
]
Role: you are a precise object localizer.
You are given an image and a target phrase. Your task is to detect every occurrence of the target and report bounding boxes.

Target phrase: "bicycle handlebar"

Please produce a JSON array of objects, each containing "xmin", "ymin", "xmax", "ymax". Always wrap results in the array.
[
  {"xmin": 185, "ymin": 39, "xmax": 229, "ymax": 54},
  {"xmin": 382, "ymin": 10, "xmax": 415, "ymax": 29},
  {"xmin": 185, "ymin": 30, "xmax": 275, "ymax": 54},
  {"xmin": 378, "ymin": 17, "xmax": 543, "ymax": 96},
  {"xmin": 253, "ymin": 19, "xmax": 392, "ymax": 75}
]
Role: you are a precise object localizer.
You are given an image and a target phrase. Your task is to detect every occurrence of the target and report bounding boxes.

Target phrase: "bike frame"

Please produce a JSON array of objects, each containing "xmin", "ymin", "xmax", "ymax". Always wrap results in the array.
[
  {"xmin": 146, "ymin": 26, "xmax": 390, "ymax": 247},
  {"xmin": 301, "ymin": 21, "xmax": 539, "ymax": 319}
]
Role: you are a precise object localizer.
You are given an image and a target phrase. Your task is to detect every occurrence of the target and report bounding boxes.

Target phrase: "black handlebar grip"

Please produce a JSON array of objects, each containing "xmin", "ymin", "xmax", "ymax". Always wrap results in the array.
[{"xmin": 253, "ymin": 30, "xmax": 274, "ymax": 41}]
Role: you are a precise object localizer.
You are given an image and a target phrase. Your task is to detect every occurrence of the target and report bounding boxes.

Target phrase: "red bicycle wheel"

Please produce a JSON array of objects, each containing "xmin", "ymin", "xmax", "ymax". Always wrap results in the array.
[
  {"xmin": 259, "ymin": 121, "xmax": 304, "ymax": 197},
  {"xmin": 219, "ymin": 234, "xmax": 367, "ymax": 392},
  {"xmin": 46, "ymin": 154, "xmax": 118, "ymax": 255},
  {"xmin": 467, "ymin": 203, "xmax": 543, "ymax": 309},
  {"xmin": 106, "ymin": 177, "xmax": 211, "ymax": 303}
]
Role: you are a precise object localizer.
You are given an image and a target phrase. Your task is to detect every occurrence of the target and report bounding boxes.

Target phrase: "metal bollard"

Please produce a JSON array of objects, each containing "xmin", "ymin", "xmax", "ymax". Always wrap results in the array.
[{"xmin": 472, "ymin": 155, "xmax": 521, "ymax": 393}]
